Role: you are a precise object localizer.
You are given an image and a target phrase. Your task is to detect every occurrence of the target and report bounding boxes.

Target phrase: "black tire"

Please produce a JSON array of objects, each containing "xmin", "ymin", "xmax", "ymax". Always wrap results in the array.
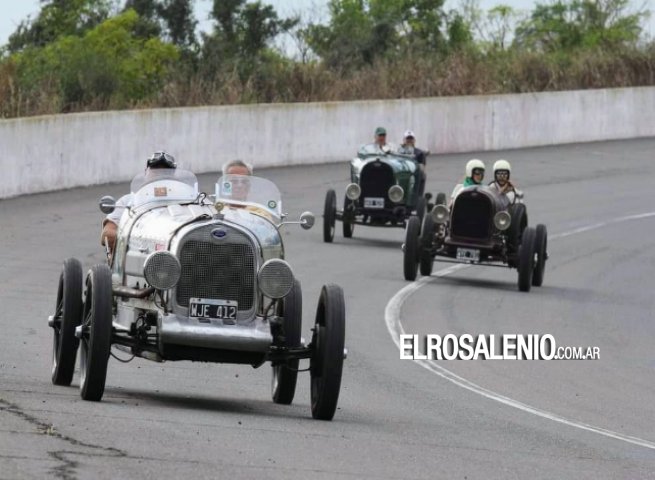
[
  {"xmin": 518, "ymin": 227, "xmax": 536, "ymax": 292},
  {"xmin": 508, "ymin": 203, "xmax": 528, "ymax": 253},
  {"xmin": 51, "ymin": 258, "xmax": 84, "ymax": 386},
  {"xmin": 403, "ymin": 216, "xmax": 421, "ymax": 281},
  {"xmin": 415, "ymin": 196, "xmax": 426, "ymax": 223},
  {"xmin": 79, "ymin": 264, "xmax": 113, "ymax": 401},
  {"xmin": 532, "ymin": 224, "xmax": 548, "ymax": 287},
  {"xmin": 272, "ymin": 279, "xmax": 302, "ymax": 405},
  {"xmin": 342, "ymin": 194, "xmax": 354, "ymax": 238},
  {"xmin": 435, "ymin": 192, "xmax": 447, "ymax": 206},
  {"xmin": 419, "ymin": 215, "xmax": 435, "ymax": 277},
  {"xmin": 310, "ymin": 284, "xmax": 345, "ymax": 421},
  {"xmin": 323, "ymin": 189, "xmax": 336, "ymax": 243}
]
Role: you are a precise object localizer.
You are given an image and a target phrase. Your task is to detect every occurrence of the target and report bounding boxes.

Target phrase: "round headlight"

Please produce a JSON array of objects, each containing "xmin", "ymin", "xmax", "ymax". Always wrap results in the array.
[
  {"xmin": 388, "ymin": 185, "xmax": 404, "ymax": 203},
  {"xmin": 494, "ymin": 211, "xmax": 511, "ymax": 230},
  {"xmin": 258, "ymin": 259, "xmax": 294, "ymax": 299},
  {"xmin": 143, "ymin": 251, "xmax": 181, "ymax": 290},
  {"xmin": 431, "ymin": 204, "xmax": 449, "ymax": 224},
  {"xmin": 345, "ymin": 183, "xmax": 361, "ymax": 201}
]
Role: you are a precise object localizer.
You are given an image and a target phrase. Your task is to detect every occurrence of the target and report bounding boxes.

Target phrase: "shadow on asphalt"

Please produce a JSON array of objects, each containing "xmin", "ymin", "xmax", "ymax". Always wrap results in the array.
[{"xmin": 102, "ymin": 387, "xmax": 319, "ymax": 421}]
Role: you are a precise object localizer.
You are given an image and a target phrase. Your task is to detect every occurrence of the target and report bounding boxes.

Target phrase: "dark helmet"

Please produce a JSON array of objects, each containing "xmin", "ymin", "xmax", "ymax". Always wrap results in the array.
[{"xmin": 147, "ymin": 151, "xmax": 177, "ymax": 169}]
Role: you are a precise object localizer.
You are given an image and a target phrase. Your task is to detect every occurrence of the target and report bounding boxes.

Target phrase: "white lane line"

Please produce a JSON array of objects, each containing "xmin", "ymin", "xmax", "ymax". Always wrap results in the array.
[{"xmin": 385, "ymin": 211, "xmax": 655, "ymax": 451}]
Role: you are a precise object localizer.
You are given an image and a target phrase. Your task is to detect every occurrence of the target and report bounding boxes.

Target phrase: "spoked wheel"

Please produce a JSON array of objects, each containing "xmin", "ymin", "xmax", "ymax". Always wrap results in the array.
[
  {"xmin": 79, "ymin": 264, "xmax": 113, "ymax": 401},
  {"xmin": 419, "ymin": 215, "xmax": 435, "ymax": 277},
  {"xmin": 403, "ymin": 215, "xmax": 421, "ymax": 281},
  {"xmin": 272, "ymin": 279, "xmax": 302, "ymax": 405},
  {"xmin": 532, "ymin": 224, "xmax": 548, "ymax": 287},
  {"xmin": 310, "ymin": 284, "xmax": 345, "ymax": 421},
  {"xmin": 51, "ymin": 258, "xmax": 84, "ymax": 386},
  {"xmin": 517, "ymin": 227, "xmax": 536, "ymax": 292},
  {"xmin": 342, "ymin": 195, "xmax": 354, "ymax": 238},
  {"xmin": 323, "ymin": 189, "xmax": 337, "ymax": 243}
]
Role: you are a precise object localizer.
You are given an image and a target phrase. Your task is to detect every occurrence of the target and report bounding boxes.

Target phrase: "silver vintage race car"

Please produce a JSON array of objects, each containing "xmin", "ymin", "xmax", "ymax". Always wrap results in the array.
[{"xmin": 48, "ymin": 169, "xmax": 346, "ymax": 420}]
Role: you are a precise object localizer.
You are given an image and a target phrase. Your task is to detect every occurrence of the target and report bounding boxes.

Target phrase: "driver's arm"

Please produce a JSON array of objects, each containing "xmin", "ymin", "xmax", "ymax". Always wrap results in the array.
[{"xmin": 100, "ymin": 194, "xmax": 130, "ymax": 252}]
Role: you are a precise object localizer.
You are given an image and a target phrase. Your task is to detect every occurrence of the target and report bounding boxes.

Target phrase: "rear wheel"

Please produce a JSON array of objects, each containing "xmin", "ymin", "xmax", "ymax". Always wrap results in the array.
[
  {"xmin": 403, "ymin": 216, "xmax": 421, "ymax": 281},
  {"xmin": 518, "ymin": 227, "xmax": 536, "ymax": 292},
  {"xmin": 419, "ymin": 215, "xmax": 435, "ymax": 277},
  {"xmin": 79, "ymin": 264, "xmax": 113, "ymax": 401},
  {"xmin": 51, "ymin": 258, "xmax": 84, "ymax": 386},
  {"xmin": 310, "ymin": 284, "xmax": 345, "ymax": 421},
  {"xmin": 532, "ymin": 224, "xmax": 548, "ymax": 287},
  {"xmin": 342, "ymin": 195, "xmax": 354, "ymax": 238},
  {"xmin": 323, "ymin": 189, "xmax": 336, "ymax": 243},
  {"xmin": 272, "ymin": 280, "xmax": 302, "ymax": 405}
]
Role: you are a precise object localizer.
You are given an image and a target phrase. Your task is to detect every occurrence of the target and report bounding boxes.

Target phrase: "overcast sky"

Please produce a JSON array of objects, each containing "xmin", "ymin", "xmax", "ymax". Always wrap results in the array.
[{"xmin": 0, "ymin": 0, "xmax": 652, "ymax": 48}]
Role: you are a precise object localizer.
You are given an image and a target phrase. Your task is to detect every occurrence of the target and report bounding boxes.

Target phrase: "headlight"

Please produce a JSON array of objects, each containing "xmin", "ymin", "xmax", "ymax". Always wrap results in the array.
[
  {"xmin": 345, "ymin": 183, "xmax": 361, "ymax": 200},
  {"xmin": 494, "ymin": 211, "xmax": 511, "ymax": 231},
  {"xmin": 143, "ymin": 251, "xmax": 181, "ymax": 290},
  {"xmin": 258, "ymin": 259, "xmax": 294, "ymax": 299},
  {"xmin": 431, "ymin": 204, "xmax": 449, "ymax": 224},
  {"xmin": 388, "ymin": 185, "xmax": 404, "ymax": 203}
]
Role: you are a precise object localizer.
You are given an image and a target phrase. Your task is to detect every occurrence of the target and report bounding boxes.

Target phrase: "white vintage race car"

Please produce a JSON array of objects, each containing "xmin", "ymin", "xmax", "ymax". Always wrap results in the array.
[{"xmin": 48, "ymin": 169, "xmax": 346, "ymax": 420}]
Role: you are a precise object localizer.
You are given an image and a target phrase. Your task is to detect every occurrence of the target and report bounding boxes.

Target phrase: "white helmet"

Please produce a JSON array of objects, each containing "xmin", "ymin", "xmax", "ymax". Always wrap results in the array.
[
  {"xmin": 493, "ymin": 159, "xmax": 511, "ymax": 177},
  {"xmin": 465, "ymin": 159, "xmax": 485, "ymax": 178}
]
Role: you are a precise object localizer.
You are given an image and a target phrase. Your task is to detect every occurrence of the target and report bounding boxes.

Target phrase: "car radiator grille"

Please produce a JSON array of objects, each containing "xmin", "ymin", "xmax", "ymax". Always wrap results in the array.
[
  {"xmin": 451, "ymin": 193, "xmax": 492, "ymax": 240},
  {"xmin": 360, "ymin": 162, "xmax": 394, "ymax": 206},
  {"xmin": 175, "ymin": 225, "xmax": 255, "ymax": 310}
]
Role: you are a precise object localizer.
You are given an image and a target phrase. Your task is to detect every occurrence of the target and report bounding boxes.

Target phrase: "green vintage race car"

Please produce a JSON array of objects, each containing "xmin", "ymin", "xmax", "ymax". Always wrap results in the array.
[{"xmin": 323, "ymin": 146, "xmax": 431, "ymax": 242}]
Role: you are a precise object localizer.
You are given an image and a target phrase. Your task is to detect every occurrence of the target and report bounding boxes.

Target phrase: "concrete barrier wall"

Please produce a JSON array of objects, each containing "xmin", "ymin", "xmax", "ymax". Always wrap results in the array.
[{"xmin": 1, "ymin": 87, "xmax": 654, "ymax": 198}]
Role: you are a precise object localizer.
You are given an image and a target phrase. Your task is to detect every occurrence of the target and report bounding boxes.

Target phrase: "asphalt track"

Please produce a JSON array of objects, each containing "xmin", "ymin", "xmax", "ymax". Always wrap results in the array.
[{"xmin": 1, "ymin": 138, "xmax": 654, "ymax": 479}]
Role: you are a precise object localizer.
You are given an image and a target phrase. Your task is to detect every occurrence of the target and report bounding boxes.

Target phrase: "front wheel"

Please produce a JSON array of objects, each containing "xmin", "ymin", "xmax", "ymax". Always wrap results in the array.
[
  {"xmin": 342, "ymin": 194, "xmax": 354, "ymax": 238},
  {"xmin": 419, "ymin": 215, "xmax": 435, "ymax": 277},
  {"xmin": 323, "ymin": 189, "xmax": 337, "ymax": 243},
  {"xmin": 310, "ymin": 284, "xmax": 345, "ymax": 421},
  {"xmin": 532, "ymin": 224, "xmax": 548, "ymax": 287},
  {"xmin": 415, "ymin": 196, "xmax": 426, "ymax": 223},
  {"xmin": 403, "ymin": 216, "xmax": 421, "ymax": 281},
  {"xmin": 51, "ymin": 258, "xmax": 84, "ymax": 386},
  {"xmin": 272, "ymin": 279, "xmax": 302, "ymax": 405},
  {"xmin": 79, "ymin": 264, "xmax": 113, "ymax": 401},
  {"xmin": 517, "ymin": 227, "xmax": 536, "ymax": 292}
]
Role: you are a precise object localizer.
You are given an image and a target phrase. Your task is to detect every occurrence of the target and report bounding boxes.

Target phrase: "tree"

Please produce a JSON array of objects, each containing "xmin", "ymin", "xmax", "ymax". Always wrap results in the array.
[
  {"xmin": 515, "ymin": 0, "xmax": 645, "ymax": 52},
  {"xmin": 201, "ymin": 0, "xmax": 297, "ymax": 77},
  {"xmin": 124, "ymin": 0, "xmax": 196, "ymax": 48},
  {"xmin": 6, "ymin": 0, "xmax": 114, "ymax": 54},
  {"xmin": 304, "ymin": 0, "xmax": 451, "ymax": 70},
  {"xmin": 13, "ymin": 9, "xmax": 179, "ymax": 110}
]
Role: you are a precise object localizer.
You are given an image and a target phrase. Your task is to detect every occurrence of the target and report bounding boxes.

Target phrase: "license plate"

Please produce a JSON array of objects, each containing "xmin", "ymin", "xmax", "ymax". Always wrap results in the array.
[
  {"xmin": 364, "ymin": 197, "xmax": 385, "ymax": 209},
  {"xmin": 456, "ymin": 248, "xmax": 480, "ymax": 262},
  {"xmin": 189, "ymin": 298, "xmax": 237, "ymax": 320}
]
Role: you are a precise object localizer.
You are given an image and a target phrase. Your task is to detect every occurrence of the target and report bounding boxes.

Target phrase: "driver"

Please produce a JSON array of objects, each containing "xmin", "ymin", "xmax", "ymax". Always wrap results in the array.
[
  {"xmin": 359, "ymin": 127, "xmax": 397, "ymax": 155},
  {"xmin": 450, "ymin": 159, "xmax": 485, "ymax": 202},
  {"xmin": 218, "ymin": 159, "xmax": 275, "ymax": 220},
  {"xmin": 221, "ymin": 159, "xmax": 253, "ymax": 202},
  {"xmin": 100, "ymin": 151, "xmax": 177, "ymax": 254},
  {"xmin": 489, "ymin": 159, "xmax": 519, "ymax": 203}
]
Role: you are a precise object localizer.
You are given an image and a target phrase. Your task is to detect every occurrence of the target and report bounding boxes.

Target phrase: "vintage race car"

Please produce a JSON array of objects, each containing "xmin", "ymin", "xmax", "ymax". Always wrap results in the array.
[
  {"xmin": 48, "ymin": 169, "xmax": 346, "ymax": 420},
  {"xmin": 323, "ymin": 147, "xmax": 431, "ymax": 242},
  {"xmin": 403, "ymin": 185, "xmax": 548, "ymax": 292}
]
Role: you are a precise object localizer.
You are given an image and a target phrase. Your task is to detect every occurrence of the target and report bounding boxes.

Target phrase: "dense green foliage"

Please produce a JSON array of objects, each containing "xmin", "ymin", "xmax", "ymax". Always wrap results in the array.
[{"xmin": 0, "ymin": 0, "xmax": 652, "ymax": 117}]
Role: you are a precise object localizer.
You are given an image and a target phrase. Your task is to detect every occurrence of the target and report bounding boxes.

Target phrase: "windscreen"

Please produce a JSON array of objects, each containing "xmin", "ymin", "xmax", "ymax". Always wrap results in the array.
[
  {"xmin": 215, "ymin": 175, "xmax": 282, "ymax": 218},
  {"xmin": 130, "ymin": 168, "xmax": 198, "ymax": 207}
]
